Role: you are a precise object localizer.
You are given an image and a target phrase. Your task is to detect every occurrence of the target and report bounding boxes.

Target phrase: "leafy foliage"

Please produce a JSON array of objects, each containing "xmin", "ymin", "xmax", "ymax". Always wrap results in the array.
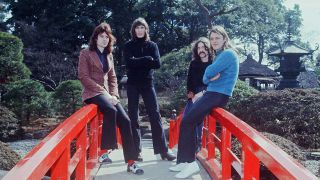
[
  {"xmin": 0, "ymin": 32, "xmax": 31, "ymax": 83},
  {"xmin": 223, "ymin": 0, "xmax": 302, "ymax": 63},
  {"xmin": 155, "ymin": 46, "xmax": 191, "ymax": 91},
  {"xmin": 226, "ymin": 80, "xmax": 259, "ymax": 109},
  {"xmin": 52, "ymin": 80, "xmax": 83, "ymax": 116},
  {"xmin": 0, "ymin": 2, "xmax": 6, "ymax": 31},
  {"xmin": 4, "ymin": 0, "xmax": 114, "ymax": 89},
  {"xmin": 3, "ymin": 0, "xmax": 303, "ymax": 90},
  {"xmin": 0, "ymin": 105, "xmax": 21, "ymax": 141},
  {"xmin": 2, "ymin": 79, "xmax": 51, "ymax": 123},
  {"xmin": 229, "ymin": 89, "xmax": 320, "ymax": 149}
]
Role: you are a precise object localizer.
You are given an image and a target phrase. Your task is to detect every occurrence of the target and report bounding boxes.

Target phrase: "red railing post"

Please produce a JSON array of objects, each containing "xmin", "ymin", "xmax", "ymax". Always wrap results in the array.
[
  {"xmin": 221, "ymin": 127, "xmax": 231, "ymax": 179},
  {"xmin": 243, "ymin": 145, "xmax": 260, "ymax": 180},
  {"xmin": 75, "ymin": 126, "xmax": 87, "ymax": 180},
  {"xmin": 98, "ymin": 113, "xmax": 107, "ymax": 155},
  {"xmin": 51, "ymin": 146, "xmax": 70, "ymax": 180},
  {"xmin": 169, "ymin": 120, "xmax": 176, "ymax": 149},
  {"xmin": 207, "ymin": 115, "xmax": 216, "ymax": 159},
  {"xmin": 89, "ymin": 114, "xmax": 99, "ymax": 160},
  {"xmin": 116, "ymin": 127, "xmax": 122, "ymax": 146},
  {"xmin": 201, "ymin": 116, "xmax": 207, "ymax": 150},
  {"xmin": 169, "ymin": 108, "xmax": 318, "ymax": 179}
]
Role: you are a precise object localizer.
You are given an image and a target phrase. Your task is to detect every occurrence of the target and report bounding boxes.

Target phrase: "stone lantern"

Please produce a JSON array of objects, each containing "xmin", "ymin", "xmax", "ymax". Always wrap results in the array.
[
  {"xmin": 268, "ymin": 40, "xmax": 313, "ymax": 89},
  {"xmin": 268, "ymin": 16, "xmax": 318, "ymax": 89}
]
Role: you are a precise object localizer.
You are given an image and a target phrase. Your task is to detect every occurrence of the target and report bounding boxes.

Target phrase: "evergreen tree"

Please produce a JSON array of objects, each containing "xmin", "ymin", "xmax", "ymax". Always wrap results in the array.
[
  {"xmin": 0, "ymin": 32, "xmax": 31, "ymax": 102},
  {"xmin": 2, "ymin": 79, "xmax": 51, "ymax": 123},
  {"xmin": 0, "ymin": 32, "xmax": 30, "ymax": 83},
  {"xmin": 52, "ymin": 80, "xmax": 82, "ymax": 116}
]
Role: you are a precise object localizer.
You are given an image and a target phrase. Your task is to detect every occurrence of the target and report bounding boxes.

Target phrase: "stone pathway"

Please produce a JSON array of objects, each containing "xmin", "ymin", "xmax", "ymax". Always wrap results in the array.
[{"xmin": 94, "ymin": 139, "xmax": 211, "ymax": 180}]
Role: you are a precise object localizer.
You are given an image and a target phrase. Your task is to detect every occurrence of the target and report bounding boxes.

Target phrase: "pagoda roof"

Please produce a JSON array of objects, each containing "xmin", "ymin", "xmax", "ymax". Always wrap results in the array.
[
  {"xmin": 269, "ymin": 41, "xmax": 311, "ymax": 56},
  {"xmin": 239, "ymin": 54, "xmax": 278, "ymax": 77}
]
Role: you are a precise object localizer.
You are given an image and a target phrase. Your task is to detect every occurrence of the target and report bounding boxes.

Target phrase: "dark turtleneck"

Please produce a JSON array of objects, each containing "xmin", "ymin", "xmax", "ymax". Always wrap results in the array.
[{"xmin": 123, "ymin": 38, "xmax": 161, "ymax": 86}]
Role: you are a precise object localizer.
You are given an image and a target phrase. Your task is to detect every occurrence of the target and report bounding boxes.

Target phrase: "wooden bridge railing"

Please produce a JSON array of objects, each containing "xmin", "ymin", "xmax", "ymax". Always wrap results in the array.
[
  {"xmin": 3, "ymin": 104, "xmax": 102, "ymax": 180},
  {"xmin": 169, "ymin": 108, "xmax": 318, "ymax": 180}
]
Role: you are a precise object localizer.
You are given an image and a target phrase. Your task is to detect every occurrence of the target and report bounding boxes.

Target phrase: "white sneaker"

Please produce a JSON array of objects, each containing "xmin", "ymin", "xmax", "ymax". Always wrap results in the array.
[
  {"xmin": 127, "ymin": 162, "xmax": 144, "ymax": 175},
  {"xmin": 98, "ymin": 153, "xmax": 112, "ymax": 164},
  {"xmin": 174, "ymin": 161, "xmax": 200, "ymax": 179},
  {"xmin": 169, "ymin": 163, "xmax": 188, "ymax": 172}
]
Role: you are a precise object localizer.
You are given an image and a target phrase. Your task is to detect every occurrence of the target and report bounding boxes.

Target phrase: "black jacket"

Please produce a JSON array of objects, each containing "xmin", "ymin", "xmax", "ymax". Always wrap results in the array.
[
  {"xmin": 187, "ymin": 60, "xmax": 211, "ymax": 93},
  {"xmin": 123, "ymin": 38, "xmax": 160, "ymax": 86}
]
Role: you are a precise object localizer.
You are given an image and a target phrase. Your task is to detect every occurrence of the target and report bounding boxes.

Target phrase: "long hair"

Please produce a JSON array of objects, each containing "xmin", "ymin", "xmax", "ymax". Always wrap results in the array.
[
  {"xmin": 208, "ymin": 25, "xmax": 237, "ymax": 53},
  {"xmin": 88, "ymin": 22, "xmax": 116, "ymax": 54},
  {"xmin": 191, "ymin": 37, "xmax": 213, "ymax": 62},
  {"xmin": 130, "ymin": 17, "xmax": 150, "ymax": 41}
]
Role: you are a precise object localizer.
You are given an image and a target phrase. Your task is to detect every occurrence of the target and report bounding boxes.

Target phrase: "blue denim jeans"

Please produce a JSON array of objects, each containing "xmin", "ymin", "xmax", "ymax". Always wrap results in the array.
[
  {"xmin": 127, "ymin": 84, "xmax": 168, "ymax": 154},
  {"xmin": 182, "ymin": 86, "xmax": 207, "ymax": 152},
  {"xmin": 177, "ymin": 91, "xmax": 229, "ymax": 163}
]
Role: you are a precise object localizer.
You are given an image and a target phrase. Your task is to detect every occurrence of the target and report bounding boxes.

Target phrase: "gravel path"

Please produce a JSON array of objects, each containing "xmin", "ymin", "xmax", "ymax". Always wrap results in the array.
[
  {"xmin": 7, "ymin": 139, "xmax": 40, "ymax": 158},
  {"xmin": 304, "ymin": 160, "xmax": 320, "ymax": 177},
  {"xmin": 0, "ymin": 170, "xmax": 8, "ymax": 179}
]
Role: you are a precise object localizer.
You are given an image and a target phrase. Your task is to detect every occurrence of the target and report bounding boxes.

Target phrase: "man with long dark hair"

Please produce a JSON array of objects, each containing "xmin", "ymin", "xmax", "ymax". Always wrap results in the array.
[
  {"xmin": 181, "ymin": 37, "xmax": 218, "ymax": 156},
  {"xmin": 78, "ymin": 22, "xmax": 143, "ymax": 175}
]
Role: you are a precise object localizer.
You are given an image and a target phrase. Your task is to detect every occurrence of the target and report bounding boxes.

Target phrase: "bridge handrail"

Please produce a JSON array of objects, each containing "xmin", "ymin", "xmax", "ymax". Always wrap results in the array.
[
  {"xmin": 3, "ymin": 104, "xmax": 100, "ymax": 180},
  {"xmin": 169, "ymin": 108, "xmax": 318, "ymax": 180}
]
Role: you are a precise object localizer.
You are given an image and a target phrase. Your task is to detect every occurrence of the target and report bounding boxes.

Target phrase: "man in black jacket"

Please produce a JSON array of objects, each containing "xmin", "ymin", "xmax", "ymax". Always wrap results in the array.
[{"xmin": 123, "ymin": 17, "xmax": 176, "ymax": 161}]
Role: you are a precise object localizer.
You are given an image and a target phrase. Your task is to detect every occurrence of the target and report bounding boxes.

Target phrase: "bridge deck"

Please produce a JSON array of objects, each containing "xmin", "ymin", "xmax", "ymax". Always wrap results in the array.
[{"xmin": 94, "ymin": 139, "xmax": 211, "ymax": 180}]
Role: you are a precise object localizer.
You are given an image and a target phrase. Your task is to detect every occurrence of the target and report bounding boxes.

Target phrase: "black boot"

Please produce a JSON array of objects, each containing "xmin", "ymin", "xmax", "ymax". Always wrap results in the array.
[{"xmin": 160, "ymin": 152, "xmax": 176, "ymax": 161}]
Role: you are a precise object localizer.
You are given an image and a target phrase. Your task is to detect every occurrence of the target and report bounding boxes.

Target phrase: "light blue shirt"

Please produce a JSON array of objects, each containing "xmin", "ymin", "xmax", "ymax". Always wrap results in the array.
[{"xmin": 203, "ymin": 49, "xmax": 239, "ymax": 96}]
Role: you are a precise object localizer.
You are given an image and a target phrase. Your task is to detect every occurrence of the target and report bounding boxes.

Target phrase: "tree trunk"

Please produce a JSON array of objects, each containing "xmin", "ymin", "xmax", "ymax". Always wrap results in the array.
[
  {"xmin": 258, "ymin": 34, "xmax": 265, "ymax": 64},
  {"xmin": 193, "ymin": 0, "xmax": 213, "ymax": 29}
]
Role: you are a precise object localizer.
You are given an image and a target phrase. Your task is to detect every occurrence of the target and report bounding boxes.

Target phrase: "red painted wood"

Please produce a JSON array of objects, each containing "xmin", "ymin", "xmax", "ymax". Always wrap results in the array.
[
  {"xmin": 88, "ymin": 115, "xmax": 98, "ymax": 161},
  {"xmin": 3, "ymin": 105, "xmax": 99, "ymax": 180},
  {"xmin": 221, "ymin": 127, "xmax": 231, "ymax": 179},
  {"xmin": 169, "ymin": 120, "xmax": 176, "ymax": 149},
  {"xmin": 51, "ymin": 146, "xmax": 70, "ymax": 180},
  {"xmin": 207, "ymin": 115, "xmax": 216, "ymax": 159},
  {"xmin": 76, "ymin": 127, "xmax": 87, "ymax": 180},
  {"xmin": 168, "ymin": 108, "xmax": 318, "ymax": 180},
  {"xmin": 243, "ymin": 145, "xmax": 260, "ymax": 180},
  {"xmin": 3, "ymin": 104, "xmax": 318, "ymax": 179},
  {"xmin": 201, "ymin": 116, "xmax": 207, "ymax": 150}
]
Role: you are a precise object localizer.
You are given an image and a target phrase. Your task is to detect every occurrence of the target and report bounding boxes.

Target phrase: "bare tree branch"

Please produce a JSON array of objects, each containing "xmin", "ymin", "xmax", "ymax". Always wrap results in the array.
[
  {"xmin": 211, "ymin": 7, "xmax": 239, "ymax": 17},
  {"xmin": 193, "ymin": 0, "xmax": 239, "ymax": 29}
]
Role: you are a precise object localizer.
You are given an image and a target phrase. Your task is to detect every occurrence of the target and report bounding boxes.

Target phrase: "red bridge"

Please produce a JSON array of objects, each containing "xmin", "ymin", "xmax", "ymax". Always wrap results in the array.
[{"xmin": 3, "ymin": 105, "xmax": 318, "ymax": 179}]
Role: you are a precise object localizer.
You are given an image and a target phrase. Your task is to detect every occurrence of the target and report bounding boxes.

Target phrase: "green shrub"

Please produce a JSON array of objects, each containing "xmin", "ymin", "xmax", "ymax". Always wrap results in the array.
[
  {"xmin": 155, "ymin": 46, "xmax": 191, "ymax": 92},
  {"xmin": 0, "ymin": 32, "xmax": 30, "ymax": 83},
  {"xmin": 52, "ymin": 80, "xmax": 82, "ymax": 116},
  {"xmin": 226, "ymin": 80, "xmax": 259, "ymax": 110},
  {"xmin": 2, "ymin": 79, "xmax": 51, "ymax": 123},
  {"xmin": 230, "ymin": 89, "xmax": 320, "ymax": 149},
  {"xmin": 154, "ymin": 46, "xmax": 191, "ymax": 113}
]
